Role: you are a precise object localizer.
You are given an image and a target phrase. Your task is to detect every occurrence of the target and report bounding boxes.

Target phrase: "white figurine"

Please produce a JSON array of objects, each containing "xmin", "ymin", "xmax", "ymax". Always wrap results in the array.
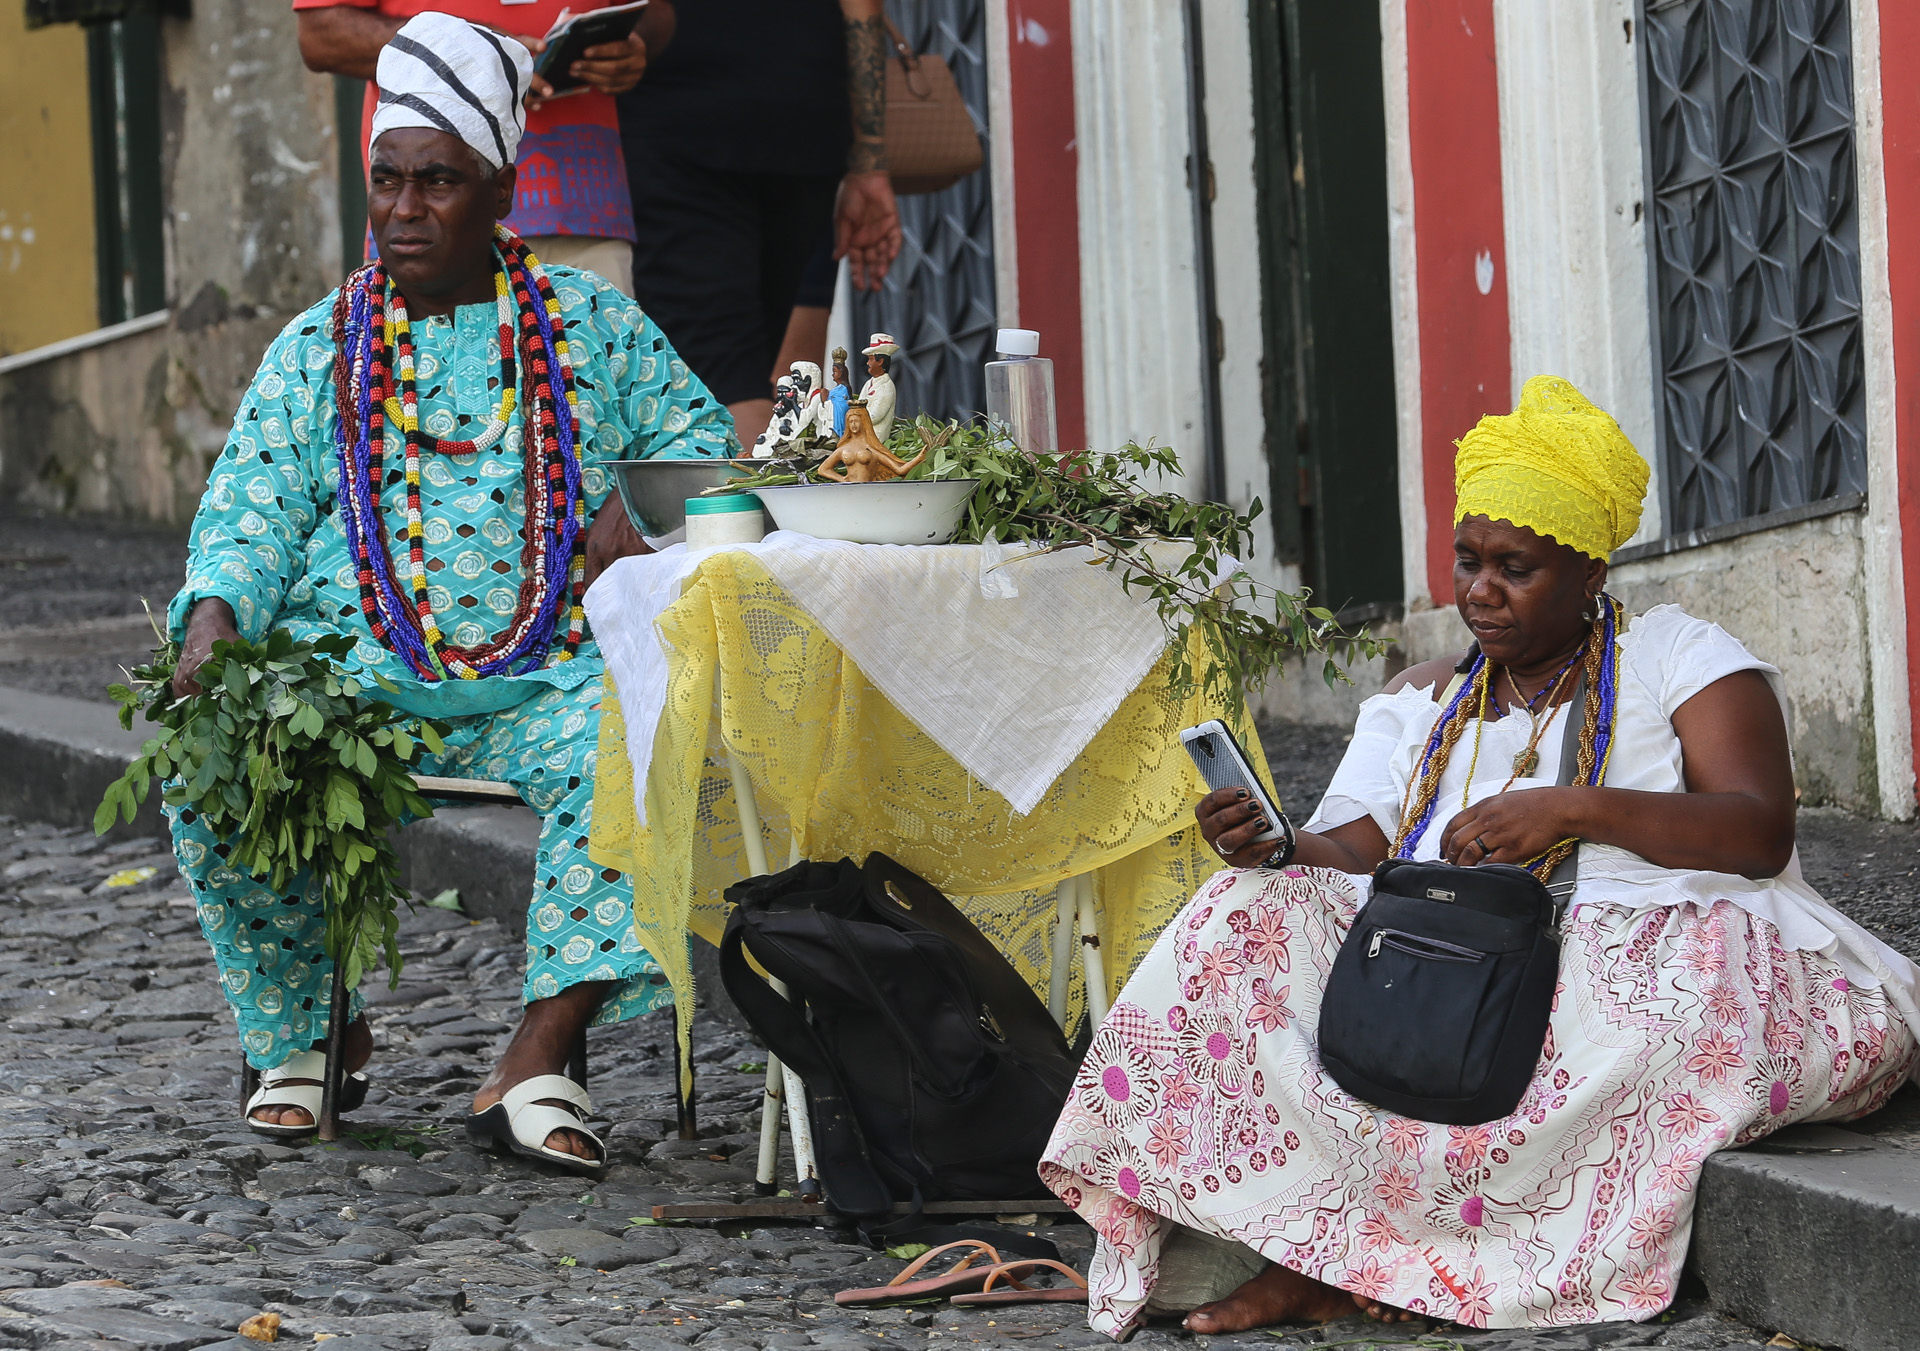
[
  {"xmin": 858, "ymin": 333, "xmax": 900, "ymax": 442},
  {"xmin": 750, "ymin": 376, "xmax": 801, "ymax": 458},
  {"xmin": 749, "ymin": 363, "xmax": 837, "ymax": 459},
  {"xmin": 787, "ymin": 361, "xmax": 834, "ymax": 445}
]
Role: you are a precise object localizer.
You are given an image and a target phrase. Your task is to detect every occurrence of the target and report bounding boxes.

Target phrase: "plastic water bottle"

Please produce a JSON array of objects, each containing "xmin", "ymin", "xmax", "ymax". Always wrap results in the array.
[{"xmin": 984, "ymin": 328, "xmax": 1057, "ymax": 454}]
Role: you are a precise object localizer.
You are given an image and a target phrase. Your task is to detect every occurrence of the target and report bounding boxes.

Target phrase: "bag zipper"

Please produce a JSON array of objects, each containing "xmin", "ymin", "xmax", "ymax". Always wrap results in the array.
[{"xmin": 1367, "ymin": 928, "xmax": 1486, "ymax": 963}]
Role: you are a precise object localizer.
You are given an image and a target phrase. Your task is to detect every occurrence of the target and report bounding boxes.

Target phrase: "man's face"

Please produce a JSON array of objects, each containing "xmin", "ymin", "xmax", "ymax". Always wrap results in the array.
[
  {"xmin": 867, "ymin": 353, "xmax": 885, "ymax": 377},
  {"xmin": 369, "ymin": 128, "xmax": 514, "ymax": 300}
]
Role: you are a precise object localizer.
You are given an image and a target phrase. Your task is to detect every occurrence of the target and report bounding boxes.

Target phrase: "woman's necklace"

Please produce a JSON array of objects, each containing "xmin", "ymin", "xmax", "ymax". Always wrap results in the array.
[
  {"xmin": 329, "ymin": 227, "xmax": 587, "ymax": 682},
  {"xmin": 1502, "ymin": 656, "xmax": 1579, "ymax": 778},
  {"xmin": 1391, "ymin": 597, "xmax": 1625, "ymax": 877},
  {"xmin": 1459, "ymin": 638, "xmax": 1587, "ymax": 809}
]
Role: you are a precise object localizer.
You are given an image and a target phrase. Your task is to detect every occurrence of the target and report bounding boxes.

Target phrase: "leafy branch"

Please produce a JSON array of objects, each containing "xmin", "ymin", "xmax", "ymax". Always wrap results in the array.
[
  {"xmin": 97, "ymin": 621, "xmax": 445, "ymax": 989},
  {"xmin": 916, "ymin": 420, "xmax": 1382, "ymax": 716}
]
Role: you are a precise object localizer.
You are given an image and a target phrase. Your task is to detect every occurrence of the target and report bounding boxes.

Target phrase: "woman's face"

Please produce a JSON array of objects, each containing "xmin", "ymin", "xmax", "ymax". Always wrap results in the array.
[{"xmin": 1452, "ymin": 515, "xmax": 1603, "ymax": 668}]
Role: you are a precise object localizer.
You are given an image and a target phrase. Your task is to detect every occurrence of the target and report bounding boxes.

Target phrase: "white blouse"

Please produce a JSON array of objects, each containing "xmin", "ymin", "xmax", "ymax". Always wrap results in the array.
[{"xmin": 1302, "ymin": 604, "xmax": 1920, "ymax": 1021}]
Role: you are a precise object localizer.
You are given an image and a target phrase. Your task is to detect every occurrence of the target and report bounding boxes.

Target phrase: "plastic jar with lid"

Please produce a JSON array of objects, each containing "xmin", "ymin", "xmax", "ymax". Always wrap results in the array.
[{"xmin": 684, "ymin": 494, "xmax": 766, "ymax": 550}]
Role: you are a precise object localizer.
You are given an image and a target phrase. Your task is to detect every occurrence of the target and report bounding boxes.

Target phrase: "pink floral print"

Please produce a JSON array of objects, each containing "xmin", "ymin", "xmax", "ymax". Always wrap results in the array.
[{"xmin": 1040, "ymin": 867, "xmax": 1916, "ymax": 1337}]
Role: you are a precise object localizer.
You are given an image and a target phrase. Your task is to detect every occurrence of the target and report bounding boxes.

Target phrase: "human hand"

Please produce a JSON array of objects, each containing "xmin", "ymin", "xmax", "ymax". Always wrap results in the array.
[
  {"xmin": 172, "ymin": 598, "xmax": 241, "ymax": 698},
  {"xmin": 834, "ymin": 170, "xmax": 901, "ymax": 291},
  {"xmin": 582, "ymin": 498, "xmax": 655, "ymax": 594},
  {"xmin": 507, "ymin": 35, "xmax": 558, "ymax": 106},
  {"xmin": 1437, "ymin": 788, "xmax": 1584, "ymax": 867},
  {"xmin": 568, "ymin": 32, "xmax": 648, "ymax": 95},
  {"xmin": 1196, "ymin": 787, "xmax": 1282, "ymax": 869}
]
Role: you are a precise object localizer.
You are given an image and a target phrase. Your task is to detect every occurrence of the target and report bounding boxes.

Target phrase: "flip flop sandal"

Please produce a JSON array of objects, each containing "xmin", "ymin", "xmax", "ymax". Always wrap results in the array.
[
  {"xmin": 948, "ymin": 1259, "xmax": 1090, "ymax": 1307},
  {"xmin": 834, "ymin": 1240, "xmax": 1006, "ymax": 1307},
  {"xmin": 245, "ymin": 1049, "xmax": 369, "ymax": 1139},
  {"xmin": 464, "ymin": 1073, "xmax": 606, "ymax": 1176}
]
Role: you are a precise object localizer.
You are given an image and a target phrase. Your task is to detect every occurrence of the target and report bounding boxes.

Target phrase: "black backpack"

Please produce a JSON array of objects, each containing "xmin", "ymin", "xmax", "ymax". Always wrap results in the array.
[{"xmin": 719, "ymin": 853, "xmax": 1079, "ymax": 1221}]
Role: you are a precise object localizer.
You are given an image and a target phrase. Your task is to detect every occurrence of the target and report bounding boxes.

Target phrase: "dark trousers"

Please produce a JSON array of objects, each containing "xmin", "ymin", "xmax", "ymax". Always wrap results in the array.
[{"xmin": 623, "ymin": 136, "xmax": 839, "ymax": 407}]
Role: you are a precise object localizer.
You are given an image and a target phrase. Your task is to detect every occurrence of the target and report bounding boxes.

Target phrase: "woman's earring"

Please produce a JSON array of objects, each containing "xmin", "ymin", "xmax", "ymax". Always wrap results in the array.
[{"xmin": 1582, "ymin": 597, "xmax": 1598, "ymax": 622}]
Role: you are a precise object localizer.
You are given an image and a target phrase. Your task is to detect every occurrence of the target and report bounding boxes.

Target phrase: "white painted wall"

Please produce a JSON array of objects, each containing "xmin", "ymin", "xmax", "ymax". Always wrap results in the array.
[
  {"xmin": 1492, "ymin": 0, "xmax": 1660, "ymax": 543},
  {"xmin": 1199, "ymin": 0, "xmax": 1281, "ymax": 585},
  {"xmin": 1848, "ymin": 0, "xmax": 1916, "ymax": 819},
  {"xmin": 1070, "ymin": 0, "xmax": 1205, "ymax": 493},
  {"xmin": 1380, "ymin": 0, "xmax": 1427, "ymax": 608},
  {"xmin": 985, "ymin": 0, "xmax": 1020, "ymax": 329}
]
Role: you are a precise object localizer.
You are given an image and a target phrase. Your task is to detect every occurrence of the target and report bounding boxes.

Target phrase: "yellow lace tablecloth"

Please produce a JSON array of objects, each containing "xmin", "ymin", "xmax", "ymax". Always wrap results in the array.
[{"xmin": 588, "ymin": 551, "xmax": 1273, "ymax": 1053}]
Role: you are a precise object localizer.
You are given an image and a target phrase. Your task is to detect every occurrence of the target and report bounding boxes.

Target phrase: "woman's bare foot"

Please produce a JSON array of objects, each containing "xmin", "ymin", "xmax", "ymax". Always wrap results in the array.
[
  {"xmin": 247, "ymin": 1017, "xmax": 374, "ymax": 1130},
  {"xmin": 471, "ymin": 981, "xmax": 614, "ymax": 1160},
  {"xmin": 1183, "ymin": 1264, "xmax": 1357, "ymax": 1334},
  {"xmin": 1354, "ymin": 1292, "xmax": 1417, "ymax": 1322}
]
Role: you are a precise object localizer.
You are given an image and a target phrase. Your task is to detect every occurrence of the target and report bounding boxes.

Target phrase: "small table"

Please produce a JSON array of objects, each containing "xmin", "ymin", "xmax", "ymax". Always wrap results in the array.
[{"xmin": 586, "ymin": 542, "xmax": 1268, "ymax": 1193}]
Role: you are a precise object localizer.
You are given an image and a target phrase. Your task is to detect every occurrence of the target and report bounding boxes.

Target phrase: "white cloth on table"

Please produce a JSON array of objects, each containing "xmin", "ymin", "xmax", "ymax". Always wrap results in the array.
[
  {"xmin": 583, "ymin": 532, "xmax": 1174, "ymax": 823},
  {"xmin": 1301, "ymin": 602, "xmax": 1920, "ymax": 1036}
]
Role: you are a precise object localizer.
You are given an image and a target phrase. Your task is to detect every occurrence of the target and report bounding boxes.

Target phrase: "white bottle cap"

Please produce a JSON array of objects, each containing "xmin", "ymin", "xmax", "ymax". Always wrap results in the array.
[{"xmin": 995, "ymin": 328, "xmax": 1041, "ymax": 357}]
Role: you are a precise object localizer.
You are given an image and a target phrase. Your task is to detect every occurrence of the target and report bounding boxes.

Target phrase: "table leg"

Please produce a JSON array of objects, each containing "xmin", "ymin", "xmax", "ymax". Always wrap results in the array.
[
  {"xmin": 1047, "ymin": 880, "xmax": 1076, "ymax": 1029},
  {"xmin": 724, "ymin": 739, "xmax": 821, "ymax": 1200},
  {"xmin": 754, "ymin": 1057, "xmax": 785, "ymax": 1195},
  {"xmin": 1075, "ymin": 876, "xmax": 1111, "ymax": 1029}
]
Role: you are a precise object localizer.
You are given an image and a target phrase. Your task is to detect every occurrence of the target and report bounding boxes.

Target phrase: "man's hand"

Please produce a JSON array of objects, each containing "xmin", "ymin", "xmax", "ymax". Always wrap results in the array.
[
  {"xmin": 835, "ymin": 170, "xmax": 902, "ymax": 292},
  {"xmin": 519, "ymin": 32, "xmax": 650, "ymax": 110},
  {"xmin": 582, "ymin": 500, "xmax": 655, "ymax": 594},
  {"xmin": 173, "ymin": 599, "xmax": 241, "ymax": 698}
]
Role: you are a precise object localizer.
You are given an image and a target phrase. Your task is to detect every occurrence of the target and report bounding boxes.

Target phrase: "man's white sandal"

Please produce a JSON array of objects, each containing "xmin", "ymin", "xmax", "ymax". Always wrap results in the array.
[
  {"xmin": 245, "ymin": 1049, "xmax": 368, "ymax": 1138},
  {"xmin": 465, "ymin": 1074, "xmax": 606, "ymax": 1175}
]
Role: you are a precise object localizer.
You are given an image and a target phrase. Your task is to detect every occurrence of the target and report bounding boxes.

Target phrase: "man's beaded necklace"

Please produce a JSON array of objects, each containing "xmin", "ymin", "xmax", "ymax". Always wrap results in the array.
[{"xmin": 330, "ymin": 226, "xmax": 586, "ymax": 681}]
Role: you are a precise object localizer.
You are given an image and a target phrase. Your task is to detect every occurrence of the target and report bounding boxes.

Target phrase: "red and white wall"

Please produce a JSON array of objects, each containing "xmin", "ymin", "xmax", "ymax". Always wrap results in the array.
[{"xmin": 982, "ymin": 0, "xmax": 1920, "ymax": 816}]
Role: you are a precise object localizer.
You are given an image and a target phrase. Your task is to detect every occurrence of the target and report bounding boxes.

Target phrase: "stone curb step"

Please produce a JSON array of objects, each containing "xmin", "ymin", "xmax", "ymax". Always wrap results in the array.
[{"xmin": 0, "ymin": 682, "xmax": 1915, "ymax": 1350}]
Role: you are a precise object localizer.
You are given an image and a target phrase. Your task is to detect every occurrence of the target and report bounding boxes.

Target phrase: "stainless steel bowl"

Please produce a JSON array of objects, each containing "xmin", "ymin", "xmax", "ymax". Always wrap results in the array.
[{"xmin": 606, "ymin": 458, "xmax": 749, "ymax": 538}]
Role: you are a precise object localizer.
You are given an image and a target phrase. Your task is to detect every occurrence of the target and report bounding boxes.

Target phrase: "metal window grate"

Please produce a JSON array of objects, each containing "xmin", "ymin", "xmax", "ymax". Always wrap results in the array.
[{"xmin": 1639, "ymin": 0, "xmax": 1865, "ymax": 535}]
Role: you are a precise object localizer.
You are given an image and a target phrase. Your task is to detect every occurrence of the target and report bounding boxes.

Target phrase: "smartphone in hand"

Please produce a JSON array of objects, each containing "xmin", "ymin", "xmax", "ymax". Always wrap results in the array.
[{"xmin": 1180, "ymin": 720, "xmax": 1286, "ymax": 845}]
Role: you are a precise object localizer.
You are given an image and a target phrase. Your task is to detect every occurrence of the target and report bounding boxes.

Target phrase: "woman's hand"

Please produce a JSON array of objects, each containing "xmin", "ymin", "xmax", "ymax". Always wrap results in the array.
[
  {"xmin": 1437, "ymin": 788, "xmax": 1584, "ymax": 867},
  {"xmin": 1196, "ymin": 787, "xmax": 1284, "ymax": 868}
]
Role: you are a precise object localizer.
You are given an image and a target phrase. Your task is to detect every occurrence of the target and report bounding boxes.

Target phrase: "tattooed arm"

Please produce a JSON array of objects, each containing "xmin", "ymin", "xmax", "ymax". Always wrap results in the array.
[{"xmin": 835, "ymin": 0, "xmax": 901, "ymax": 290}]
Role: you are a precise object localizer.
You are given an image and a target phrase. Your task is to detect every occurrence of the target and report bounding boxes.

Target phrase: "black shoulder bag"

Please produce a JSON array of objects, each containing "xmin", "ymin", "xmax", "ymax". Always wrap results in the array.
[{"xmin": 1316, "ymin": 676, "xmax": 1583, "ymax": 1126}]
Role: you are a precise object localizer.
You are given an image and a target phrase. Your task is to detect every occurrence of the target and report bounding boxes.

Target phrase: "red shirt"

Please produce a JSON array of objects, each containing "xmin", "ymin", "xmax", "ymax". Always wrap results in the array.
[{"xmin": 298, "ymin": 0, "xmax": 636, "ymax": 241}]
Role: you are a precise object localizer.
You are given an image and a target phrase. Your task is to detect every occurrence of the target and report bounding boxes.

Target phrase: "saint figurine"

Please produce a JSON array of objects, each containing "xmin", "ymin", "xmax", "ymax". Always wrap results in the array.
[
  {"xmin": 858, "ymin": 332, "xmax": 899, "ymax": 441},
  {"xmin": 816, "ymin": 401, "xmax": 927, "ymax": 483},
  {"xmin": 828, "ymin": 345, "xmax": 851, "ymax": 437}
]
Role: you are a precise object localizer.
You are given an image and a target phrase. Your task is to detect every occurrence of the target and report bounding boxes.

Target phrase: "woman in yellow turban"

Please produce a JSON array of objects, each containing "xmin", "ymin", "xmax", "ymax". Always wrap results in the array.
[{"xmin": 1039, "ymin": 378, "xmax": 1920, "ymax": 1334}]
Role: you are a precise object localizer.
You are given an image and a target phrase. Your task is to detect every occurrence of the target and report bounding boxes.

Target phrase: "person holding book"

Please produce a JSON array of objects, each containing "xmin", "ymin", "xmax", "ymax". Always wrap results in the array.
[
  {"xmin": 616, "ymin": 0, "xmax": 902, "ymax": 432},
  {"xmin": 295, "ymin": 0, "xmax": 677, "ymax": 294}
]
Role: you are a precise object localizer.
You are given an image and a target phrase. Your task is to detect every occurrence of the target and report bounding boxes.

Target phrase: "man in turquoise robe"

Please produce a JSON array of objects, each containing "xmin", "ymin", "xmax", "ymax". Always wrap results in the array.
[{"xmin": 167, "ymin": 15, "xmax": 736, "ymax": 1166}]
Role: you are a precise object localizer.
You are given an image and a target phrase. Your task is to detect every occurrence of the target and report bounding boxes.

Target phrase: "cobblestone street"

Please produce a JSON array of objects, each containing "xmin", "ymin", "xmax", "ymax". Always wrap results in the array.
[{"xmin": 0, "ymin": 814, "xmax": 1793, "ymax": 1351}]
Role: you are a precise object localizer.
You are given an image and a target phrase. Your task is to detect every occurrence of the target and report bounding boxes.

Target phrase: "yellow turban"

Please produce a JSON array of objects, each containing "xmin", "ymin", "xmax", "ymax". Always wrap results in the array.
[{"xmin": 1453, "ymin": 375, "xmax": 1650, "ymax": 560}]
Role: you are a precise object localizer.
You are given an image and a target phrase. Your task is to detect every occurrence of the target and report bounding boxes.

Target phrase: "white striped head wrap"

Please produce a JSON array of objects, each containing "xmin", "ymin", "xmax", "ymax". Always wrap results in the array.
[{"xmin": 369, "ymin": 13, "xmax": 532, "ymax": 173}]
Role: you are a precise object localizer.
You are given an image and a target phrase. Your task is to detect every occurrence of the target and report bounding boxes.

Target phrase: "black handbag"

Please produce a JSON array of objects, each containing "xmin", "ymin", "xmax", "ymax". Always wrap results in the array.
[{"xmin": 1315, "ymin": 677, "xmax": 1583, "ymax": 1126}]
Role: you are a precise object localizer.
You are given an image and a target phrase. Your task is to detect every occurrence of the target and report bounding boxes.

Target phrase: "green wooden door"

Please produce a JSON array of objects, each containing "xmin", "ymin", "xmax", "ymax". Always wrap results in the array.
[{"xmin": 1249, "ymin": 0, "xmax": 1401, "ymax": 619}]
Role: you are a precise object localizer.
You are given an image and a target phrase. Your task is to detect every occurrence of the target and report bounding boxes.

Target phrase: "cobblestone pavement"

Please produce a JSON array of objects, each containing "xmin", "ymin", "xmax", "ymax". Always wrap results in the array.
[{"xmin": 0, "ymin": 815, "xmax": 1794, "ymax": 1351}]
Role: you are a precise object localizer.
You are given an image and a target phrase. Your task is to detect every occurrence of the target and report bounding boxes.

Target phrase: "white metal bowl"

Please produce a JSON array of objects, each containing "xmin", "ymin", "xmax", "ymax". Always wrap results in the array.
[
  {"xmin": 607, "ymin": 458, "xmax": 750, "ymax": 538},
  {"xmin": 752, "ymin": 479, "xmax": 980, "ymax": 546}
]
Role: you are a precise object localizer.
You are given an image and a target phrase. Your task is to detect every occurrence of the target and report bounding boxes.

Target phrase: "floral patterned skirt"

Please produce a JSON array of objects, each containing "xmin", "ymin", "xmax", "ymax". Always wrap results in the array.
[{"xmin": 1040, "ymin": 866, "xmax": 1916, "ymax": 1335}]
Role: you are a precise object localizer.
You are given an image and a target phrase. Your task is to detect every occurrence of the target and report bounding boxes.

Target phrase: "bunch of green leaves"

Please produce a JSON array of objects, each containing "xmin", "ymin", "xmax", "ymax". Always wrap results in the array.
[
  {"xmin": 97, "ymin": 625, "xmax": 445, "ymax": 989},
  {"xmin": 908, "ymin": 419, "xmax": 1384, "ymax": 715}
]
